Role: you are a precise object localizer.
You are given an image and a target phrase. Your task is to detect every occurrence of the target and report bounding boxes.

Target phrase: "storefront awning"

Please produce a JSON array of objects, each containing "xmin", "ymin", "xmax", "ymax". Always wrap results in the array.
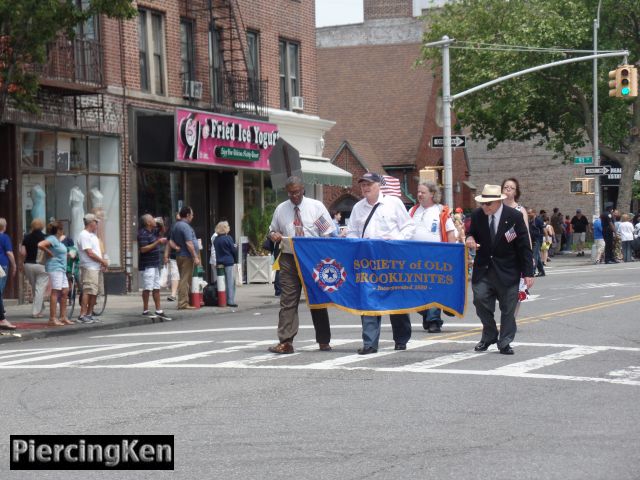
[{"xmin": 300, "ymin": 156, "xmax": 352, "ymax": 187}]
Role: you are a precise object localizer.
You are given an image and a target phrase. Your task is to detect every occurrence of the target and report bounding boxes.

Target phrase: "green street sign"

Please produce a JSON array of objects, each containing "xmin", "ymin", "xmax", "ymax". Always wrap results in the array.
[{"xmin": 574, "ymin": 156, "xmax": 593, "ymax": 164}]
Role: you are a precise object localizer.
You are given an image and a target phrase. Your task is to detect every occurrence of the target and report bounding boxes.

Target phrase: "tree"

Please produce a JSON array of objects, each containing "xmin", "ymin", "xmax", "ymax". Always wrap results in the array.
[
  {"xmin": 0, "ymin": 0, "xmax": 136, "ymax": 121},
  {"xmin": 420, "ymin": 0, "xmax": 640, "ymax": 211}
]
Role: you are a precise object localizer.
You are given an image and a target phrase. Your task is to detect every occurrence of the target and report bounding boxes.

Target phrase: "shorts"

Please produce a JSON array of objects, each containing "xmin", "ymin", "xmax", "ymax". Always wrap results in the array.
[
  {"xmin": 49, "ymin": 270, "xmax": 69, "ymax": 290},
  {"xmin": 168, "ymin": 258, "xmax": 180, "ymax": 281},
  {"xmin": 80, "ymin": 267, "xmax": 100, "ymax": 296},
  {"xmin": 575, "ymin": 232, "xmax": 586, "ymax": 243},
  {"xmin": 140, "ymin": 267, "xmax": 161, "ymax": 291}
]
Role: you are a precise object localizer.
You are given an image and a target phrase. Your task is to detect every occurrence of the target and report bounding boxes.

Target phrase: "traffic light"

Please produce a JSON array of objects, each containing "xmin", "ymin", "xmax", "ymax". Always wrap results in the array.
[
  {"xmin": 608, "ymin": 65, "xmax": 638, "ymax": 98},
  {"xmin": 570, "ymin": 178, "xmax": 594, "ymax": 194}
]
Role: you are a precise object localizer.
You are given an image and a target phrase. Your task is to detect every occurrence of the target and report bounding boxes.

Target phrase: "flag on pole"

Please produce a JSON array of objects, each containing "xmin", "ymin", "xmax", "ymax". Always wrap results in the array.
[{"xmin": 381, "ymin": 175, "xmax": 402, "ymax": 197}]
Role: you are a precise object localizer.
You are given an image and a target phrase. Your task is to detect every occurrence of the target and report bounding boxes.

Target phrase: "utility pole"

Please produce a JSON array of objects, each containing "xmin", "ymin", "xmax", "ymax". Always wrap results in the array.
[{"xmin": 593, "ymin": 0, "xmax": 603, "ymax": 216}]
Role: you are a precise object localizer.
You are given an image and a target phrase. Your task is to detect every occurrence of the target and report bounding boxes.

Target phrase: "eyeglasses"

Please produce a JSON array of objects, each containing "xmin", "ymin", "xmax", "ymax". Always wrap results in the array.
[
  {"xmin": 481, "ymin": 201, "xmax": 497, "ymax": 207},
  {"xmin": 287, "ymin": 190, "xmax": 304, "ymax": 197}
]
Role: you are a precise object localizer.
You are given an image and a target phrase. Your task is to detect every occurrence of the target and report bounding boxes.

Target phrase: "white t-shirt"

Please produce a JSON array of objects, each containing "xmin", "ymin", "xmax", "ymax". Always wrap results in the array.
[
  {"xmin": 412, "ymin": 204, "xmax": 455, "ymax": 242},
  {"xmin": 77, "ymin": 229, "xmax": 103, "ymax": 270},
  {"xmin": 617, "ymin": 221, "xmax": 635, "ymax": 241},
  {"xmin": 346, "ymin": 193, "xmax": 415, "ymax": 240}
]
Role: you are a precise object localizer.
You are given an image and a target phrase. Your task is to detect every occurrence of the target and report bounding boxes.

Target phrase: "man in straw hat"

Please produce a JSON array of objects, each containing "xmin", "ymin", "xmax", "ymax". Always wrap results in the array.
[{"xmin": 465, "ymin": 185, "xmax": 534, "ymax": 355}]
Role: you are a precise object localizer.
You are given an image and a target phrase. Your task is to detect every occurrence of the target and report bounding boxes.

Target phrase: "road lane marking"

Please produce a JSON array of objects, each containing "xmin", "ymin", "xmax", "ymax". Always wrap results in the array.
[
  {"xmin": 491, "ymin": 346, "xmax": 603, "ymax": 374},
  {"xmin": 391, "ymin": 351, "xmax": 489, "ymax": 372},
  {"xmin": 607, "ymin": 366, "xmax": 640, "ymax": 382}
]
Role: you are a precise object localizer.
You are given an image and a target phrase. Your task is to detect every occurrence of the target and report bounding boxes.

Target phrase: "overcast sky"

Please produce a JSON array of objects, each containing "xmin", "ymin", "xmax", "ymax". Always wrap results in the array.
[{"xmin": 315, "ymin": 0, "xmax": 363, "ymax": 27}]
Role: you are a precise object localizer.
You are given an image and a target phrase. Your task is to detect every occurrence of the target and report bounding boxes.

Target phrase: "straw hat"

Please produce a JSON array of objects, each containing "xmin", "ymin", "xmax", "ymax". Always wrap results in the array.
[{"xmin": 474, "ymin": 184, "xmax": 507, "ymax": 203}]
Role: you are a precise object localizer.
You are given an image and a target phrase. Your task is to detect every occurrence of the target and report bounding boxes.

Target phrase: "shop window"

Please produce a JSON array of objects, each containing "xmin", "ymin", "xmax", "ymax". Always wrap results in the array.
[
  {"xmin": 279, "ymin": 39, "xmax": 299, "ymax": 110},
  {"xmin": 21, "ymin": 129, "xmax": 56, "ymax": 170},
  {"xmin": 56, "ymin": 133, "xmax": 88, "ymax": 172},
  {"xmin": 89, "ymin": 176, "xmax": 120, "ymax": 266},
  {"xmin": 88, "ymin": 136, "xmax": 119, "ymax": 174}
]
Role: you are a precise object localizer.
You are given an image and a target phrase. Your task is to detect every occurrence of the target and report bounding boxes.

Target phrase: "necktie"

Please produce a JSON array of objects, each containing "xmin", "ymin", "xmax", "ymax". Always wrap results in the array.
[
  {"xmin": 294, "ymin": 206, "xmax": 304, "ymax": 237},
  {"xmin": 489, "ymin": 215, "xmax": 496, "ymax": 243}
]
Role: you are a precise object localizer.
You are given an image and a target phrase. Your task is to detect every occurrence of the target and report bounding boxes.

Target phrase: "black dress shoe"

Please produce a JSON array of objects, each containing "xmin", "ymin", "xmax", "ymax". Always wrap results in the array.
[
  {"xmin": 474, "ymin": 340, "xmax": 496, "ymax": 352},
  {"xmin": 535, "ymin": 272, "xmax": 545, "ymax": 277},
  {"xmin": 394, "ymin": 343, "xmax": 406, "ymax": 350},
  {"xmin": 357, "ymin": 346, "xmax": 377, "ymax": 355},
  {"xmin": 428, "ymin": 324, "xmax": 442, "ymax": 333},
  {"xmin": 499, "ymin": 345, "xmax": 514, "ymax": 355}
]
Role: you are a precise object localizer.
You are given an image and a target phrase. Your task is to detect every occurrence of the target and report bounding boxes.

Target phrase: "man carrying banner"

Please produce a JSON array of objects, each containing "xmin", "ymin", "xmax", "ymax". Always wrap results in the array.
[
  {"xmin": 267, "ymin": 176, "xmax": 336, "ymax": 354},
  {"xmin": 410, "ymin": 180, "xmax": 457, "ymax": 333},
  {"xmin": 347, "ymin": 172, "xmax": 415, "ymax": 354},
  {"xmin": 465, "ymin": 185, "xmax": 534, "ymax": 355}
]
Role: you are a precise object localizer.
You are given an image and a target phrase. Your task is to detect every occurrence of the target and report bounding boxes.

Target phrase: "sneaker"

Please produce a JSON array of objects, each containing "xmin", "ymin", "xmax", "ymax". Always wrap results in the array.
[
  {"xmin": 142, "ymin": 310, "xmax": 157, "ymax": 319},
  {"xmin": 155, "ymin": 311, "xmax": 172, "ymax": 321},
  {"xmin": 167, "ymin": 296, "xmax": 176, "ymax": 302},
  {"xmin": 77, "ymin": 315, "xmax": 95, "ymax": 324}
]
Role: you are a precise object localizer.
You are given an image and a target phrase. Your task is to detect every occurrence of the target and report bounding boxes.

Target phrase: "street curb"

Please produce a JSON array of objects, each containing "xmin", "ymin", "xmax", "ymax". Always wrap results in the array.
[{"xmin": 0, "ymin": 301, "xmax": 281, "ymax": 345}]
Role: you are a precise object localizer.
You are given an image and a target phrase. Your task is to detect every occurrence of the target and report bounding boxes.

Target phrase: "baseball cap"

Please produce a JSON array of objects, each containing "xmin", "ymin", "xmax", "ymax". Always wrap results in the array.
[
  {"xmin": 358, "ymin": 172, "xmax": 383, "ymax": 183},
  {"xmin": 455, "ymin": 207, "xmax": 463, "ymax": 213},
  {"xmin": 576, "ymin": 209, "xmax": 582, "ymax": 213},
  {"xmin": 83, "ymin": 213, "xmax": 99, "ymax": 224}
]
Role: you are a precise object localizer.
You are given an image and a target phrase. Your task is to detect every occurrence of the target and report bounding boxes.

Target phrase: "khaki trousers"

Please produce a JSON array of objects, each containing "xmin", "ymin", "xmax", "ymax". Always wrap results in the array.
[
  {"xmin": 176, "ymin": 256, "xmax": 194, "ymax": 309},
  {"xmin": 24, "ymin": 263, "xmax": 49, "ymax": 316}
]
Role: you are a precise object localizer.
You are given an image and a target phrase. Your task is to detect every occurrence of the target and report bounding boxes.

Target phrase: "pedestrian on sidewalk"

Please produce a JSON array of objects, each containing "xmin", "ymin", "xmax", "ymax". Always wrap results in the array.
[
  {"xmin": 163, "ymin": 212, "xmax": 181, "ymax": 302},
  {"xmin": 550, "ymin": 207, "xmax": 563, "ymax": 257},
  {"xmin": 267, "ymin": 176, "xmax": 336, "ymax": 354},
  {"xmin": 170, "ymin": 206, "xmax": 200, "ymax": 310},
  {"xmin": 570, "ymin": 209, "xmax": 590, "ymax": 256},
  {"xmin": 38, "ymin": 221, "xmax": 73, "ymax": 326},
  {"xmin": 138, "ymin": 214, "xmax": 171, "ymax": 320},
  {"xmin": 618, "ymin": 214, "xmax": 635, "ymax": 262},
  {"xmin": 593, "ymin": 214, "xmax": 605, "ymax": 264},
  {"xmin": 77, "ymin": 213, "xmax": 108, "ymax": 323},
  {"xmin": 20, "ymin": 218, "xmax": 48, "ymax": 318},
  {"xmin": 0, "ymin": 218, "xmax": 17, "ymax": 330},
  {"xmin": 527, "ymin": 209, "xmax": 545, "ymax": 276},
  {"xmin": 213, "ymin": 221, "xmax": 238, "ymax": 308},
  {"xmin": 465, "ymin": 185, "xmax": 534, "ymax": 355}
]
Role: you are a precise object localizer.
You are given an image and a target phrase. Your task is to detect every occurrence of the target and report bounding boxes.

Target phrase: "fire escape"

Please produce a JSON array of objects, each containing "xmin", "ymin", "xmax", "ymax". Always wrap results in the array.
[{"xmin": 181, "ymin": 0, "xmax": 268, "ymax": 119}]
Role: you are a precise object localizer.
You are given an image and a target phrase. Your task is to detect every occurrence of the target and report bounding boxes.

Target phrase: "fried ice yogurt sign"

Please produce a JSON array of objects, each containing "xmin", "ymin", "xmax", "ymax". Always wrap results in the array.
[
  {"xmin": 293, "ymin": 238, "xmax": 467, "ymax": 316},
  {"xmin": 176, "ymin": 108, "xmax": 279, "ymax": 169}
]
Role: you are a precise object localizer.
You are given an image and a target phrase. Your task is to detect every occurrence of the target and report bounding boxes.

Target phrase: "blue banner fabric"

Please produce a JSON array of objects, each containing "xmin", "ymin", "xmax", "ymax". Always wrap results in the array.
[{"xmin": 291, "ymin": 237, "xmax": 467, "ymax": 316}]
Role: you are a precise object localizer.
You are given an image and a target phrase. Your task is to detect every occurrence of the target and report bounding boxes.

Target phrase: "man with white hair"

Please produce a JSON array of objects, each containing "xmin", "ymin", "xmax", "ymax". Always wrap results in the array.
[
  {"xmin": 77, "ymin": 213, "xmax": 109, "ymax": 323},
  {"xmin": 138, "ymin": 214, "xmax": 171, "ymax": 321}
]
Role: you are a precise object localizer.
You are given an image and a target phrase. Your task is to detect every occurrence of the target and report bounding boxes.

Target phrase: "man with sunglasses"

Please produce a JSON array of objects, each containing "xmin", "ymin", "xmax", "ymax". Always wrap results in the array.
[{"xmin": 465, "ymin": 185, "xmax": 534, "ymax": 355}]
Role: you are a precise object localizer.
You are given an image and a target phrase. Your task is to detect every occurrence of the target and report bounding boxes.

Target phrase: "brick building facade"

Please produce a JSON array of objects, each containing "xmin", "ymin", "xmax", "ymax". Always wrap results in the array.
[{"xmin": 0, "ymin": 0, "xmax": 343, "ymax": 300}]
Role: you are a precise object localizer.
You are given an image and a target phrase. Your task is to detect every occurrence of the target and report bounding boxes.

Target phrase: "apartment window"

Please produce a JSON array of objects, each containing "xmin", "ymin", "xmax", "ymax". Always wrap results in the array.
[
  {"xmin": 247, "ymin": 31, "xmax": 260, "ymax": 101},
  {"xmin": 138, "ymin": 9, "xmax": 166, "ymax": 95},
  {"xmin": 180, "ymin": 19, "xmax": 195, "ymax": 83},
  {"xmin": 279, "ymin": 40, "xmax": 299, "ymax": 110},
  {"xmin": 209, "ymin": 28, "xmax": 224, "ymax": 104}
]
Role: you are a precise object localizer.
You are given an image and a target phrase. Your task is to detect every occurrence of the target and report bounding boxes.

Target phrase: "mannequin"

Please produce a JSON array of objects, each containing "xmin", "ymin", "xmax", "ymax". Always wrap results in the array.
[
  {"xmin": 69, "ymin": 186, "xmax": 85, "ymax": 245},
  {"xmin": 30, "ymin": 184, "xmax": 46, "ymax": 225},
  {"xmin": 90, "ymin": 187, "xmax": 106, "ymax": 246}
]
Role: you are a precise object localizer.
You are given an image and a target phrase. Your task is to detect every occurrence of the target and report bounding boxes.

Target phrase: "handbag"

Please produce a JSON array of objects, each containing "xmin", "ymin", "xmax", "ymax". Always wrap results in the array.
[{"xmin": 36, "ymin": 248, "xmax": 47, "ymax": 265}]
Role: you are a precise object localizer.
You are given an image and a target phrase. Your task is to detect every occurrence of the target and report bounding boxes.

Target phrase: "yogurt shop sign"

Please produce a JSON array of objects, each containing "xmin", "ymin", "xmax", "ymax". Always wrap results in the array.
[{"xmin": 175, "ymin": 108, "xmax": 279, "ymax": 170}]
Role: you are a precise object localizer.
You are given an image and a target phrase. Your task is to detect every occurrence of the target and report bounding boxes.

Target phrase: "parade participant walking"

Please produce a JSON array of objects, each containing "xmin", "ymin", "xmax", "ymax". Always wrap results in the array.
[
  {"xmin": 171, "ymin": 206, "xmax": 200, "ymax": 310},
  {"xmin": 465, "ymin": 185, "xmax": 534, "ymax": 355},
  {"xmin": 267, "ymin": 176, "xmax": 335, "ymax": 354},
  {"xmin": 570, "ymin": 209, "xmax": 590, "ymax": 256},
  {"xmin": 213, "ymin": 221, "xmax": 238, "ymax": 308},
  {"xmin": 38, "ymin": 221, "xmax": 73, "ymax": 326},
  {"xmin": 138, "ymin": 214, "xmax": 171, "ymax": 320},
  {"xmin": 20, "ymin": 218, "xmax": 48, "ymax": 318},
  {"xmin": 347, "ymin": 173, "xmax": 415, "ymax": 354},
  {"xmin": 409, "ymin": 180, "xmax": 456, "ymax": 333},
  {"xmin": 77, "ymin": 213, "xmax": 108, "ymax": 323}
]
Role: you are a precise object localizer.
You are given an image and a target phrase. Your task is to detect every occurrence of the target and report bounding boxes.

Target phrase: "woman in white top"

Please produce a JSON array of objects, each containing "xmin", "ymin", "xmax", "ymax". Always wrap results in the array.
[{"xmin": 617, "ymin": 214, "xmax": 635, "ymax": 262}]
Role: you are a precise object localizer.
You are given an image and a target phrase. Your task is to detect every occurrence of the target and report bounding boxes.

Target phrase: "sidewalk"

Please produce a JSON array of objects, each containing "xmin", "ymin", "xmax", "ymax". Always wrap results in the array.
[{"xmin": 0, "ymin": 283, "xmax": 281, "ymax": 345}]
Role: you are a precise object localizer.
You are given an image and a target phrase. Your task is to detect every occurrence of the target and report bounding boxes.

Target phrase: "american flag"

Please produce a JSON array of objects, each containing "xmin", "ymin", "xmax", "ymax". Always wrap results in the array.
[
  {"xmin": 314, "ymin": 215, "xmax": 333, "ymax": 233},
  {"xmin": 504, "ymin": 226, "xmax": 517, "ymax": 243},
  {"xmin": 381, "ymin": 175, "xmax": 402, "ymax": 197}
]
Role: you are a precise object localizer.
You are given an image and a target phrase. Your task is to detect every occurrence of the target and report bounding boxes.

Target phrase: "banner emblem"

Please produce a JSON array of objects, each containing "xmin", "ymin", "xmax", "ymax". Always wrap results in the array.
[{"xmin": 312, "ymin": 258, "xmax": 346, "ymax": 293}]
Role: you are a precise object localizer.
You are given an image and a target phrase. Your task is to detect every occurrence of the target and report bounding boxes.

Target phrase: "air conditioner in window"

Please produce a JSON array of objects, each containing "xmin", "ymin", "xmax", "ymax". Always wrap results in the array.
[
  {"xmin": 291, "ymin": 96, "xmax": 304, "ymax": 112},
  {"xmin": 182, "ymin": 80, "xmax": 203, "ymax": 100}
]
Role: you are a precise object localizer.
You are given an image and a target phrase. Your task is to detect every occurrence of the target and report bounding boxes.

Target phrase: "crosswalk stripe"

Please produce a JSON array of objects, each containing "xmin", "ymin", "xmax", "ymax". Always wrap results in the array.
[
  {"xmin": 607, "ymin": 366, "xmax": 640, "ymax": 382},
  {"xmin": 389, "ymin": 351, "xmax": 488, "ymax": 372},
  {"xmin": 0, "ymin": 344, "xmax": 143, "ymax": 367},
  {"xmin": 491, "ymin": 346, "xmax": 604, "ymax": 374}
]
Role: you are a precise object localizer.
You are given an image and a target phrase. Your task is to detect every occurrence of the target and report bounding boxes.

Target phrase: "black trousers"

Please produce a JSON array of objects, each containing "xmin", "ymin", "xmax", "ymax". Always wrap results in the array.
[{"xmin": 471, "ymin": 268, "xmax": 519, "ymax": 349}]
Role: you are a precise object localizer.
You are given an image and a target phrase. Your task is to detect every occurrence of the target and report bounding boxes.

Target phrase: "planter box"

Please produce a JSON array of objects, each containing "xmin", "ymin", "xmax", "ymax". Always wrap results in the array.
[{"xmin": 247, "ymin": 255, "xmax": 272, "ymax": 284}]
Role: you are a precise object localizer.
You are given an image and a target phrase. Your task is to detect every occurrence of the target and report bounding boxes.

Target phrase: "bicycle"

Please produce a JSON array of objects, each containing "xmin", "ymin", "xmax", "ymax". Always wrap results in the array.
[{"xmin": 65, "ymin": 251, "xmax": 108, "ymax": 319}]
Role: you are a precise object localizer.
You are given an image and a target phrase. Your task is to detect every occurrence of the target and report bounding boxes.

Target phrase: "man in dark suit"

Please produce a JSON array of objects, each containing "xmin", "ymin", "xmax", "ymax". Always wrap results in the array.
[{"xmin": 465, "ymin": 185, "xmax": 534, "ymax": 355}]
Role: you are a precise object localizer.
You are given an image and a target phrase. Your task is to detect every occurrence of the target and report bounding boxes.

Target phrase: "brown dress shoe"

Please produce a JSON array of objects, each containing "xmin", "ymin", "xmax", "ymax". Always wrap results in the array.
[
  {"xmin": 319, "ymin": 343, "xmax": 332, "ymax": 351},
  {"xmin": 268, "ymin": 342, "xmax": 294, "ymax": 354}
]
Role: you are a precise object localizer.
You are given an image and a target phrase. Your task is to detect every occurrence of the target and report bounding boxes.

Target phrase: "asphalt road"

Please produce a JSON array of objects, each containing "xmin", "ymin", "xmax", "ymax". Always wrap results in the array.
[{"xmin": 1, "ymin": 260, "xmax": 639, "ymax": 479}]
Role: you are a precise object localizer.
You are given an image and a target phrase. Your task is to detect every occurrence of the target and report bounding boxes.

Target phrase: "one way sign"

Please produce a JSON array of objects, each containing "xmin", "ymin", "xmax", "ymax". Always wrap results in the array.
[
  {"xmin": 584, "ymin": 166, "xmax": 611, "ymax": 175},
  {"xmin": 431, "ymin": 135, "xmax": 466, "ymax": 148}
]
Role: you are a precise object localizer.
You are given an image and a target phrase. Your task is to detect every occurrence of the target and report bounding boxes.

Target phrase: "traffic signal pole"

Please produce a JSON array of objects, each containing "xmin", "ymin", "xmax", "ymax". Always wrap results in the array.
[
  {"xmin": 593, "ymin": 1, "xmax": 602, "ymax": 215},
  {"xmin": 425, "ymin": 35, "xmax": 628, "ymax": 209}
]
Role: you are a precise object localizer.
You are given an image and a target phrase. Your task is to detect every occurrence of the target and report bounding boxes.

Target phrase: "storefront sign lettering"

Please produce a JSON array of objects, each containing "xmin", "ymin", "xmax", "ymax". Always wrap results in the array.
[{"xmin": 176, "ymin": 108, "xmax": 279, "ymax": 170}]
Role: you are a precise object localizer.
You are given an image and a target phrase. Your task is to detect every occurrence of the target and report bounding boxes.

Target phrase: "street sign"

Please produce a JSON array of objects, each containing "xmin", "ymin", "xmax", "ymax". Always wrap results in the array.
[
  {"xmin": 574, "ymin": 156, "xmax": 593, "ymax": 164},
  {"xmin": 584, "ymin": 166, "xmax": 611, "ymax": 175},
  {"xmin": 431, "ymin": 135, "xmax": 466, "ymax": 148}
]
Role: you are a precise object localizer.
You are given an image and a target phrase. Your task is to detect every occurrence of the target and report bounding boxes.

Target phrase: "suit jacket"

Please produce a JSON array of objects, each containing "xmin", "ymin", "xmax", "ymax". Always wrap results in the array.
[{"xmin": 467, "ymin": 204, "xmax": 534, "ymax": 286}]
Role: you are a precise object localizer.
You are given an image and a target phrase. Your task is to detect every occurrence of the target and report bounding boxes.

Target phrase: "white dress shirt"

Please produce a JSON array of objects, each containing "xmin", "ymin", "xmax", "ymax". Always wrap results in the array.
[
  {"xmin": 347, "ymin": 192, "xmax": 415, "ymax": 240},
  {"xmin": 412, "ymin": 204, "xmax": 455, "ymax": 242},
  {"xmin": 270, "ymin": 197, "xmax": 335, "ymax": 253}
]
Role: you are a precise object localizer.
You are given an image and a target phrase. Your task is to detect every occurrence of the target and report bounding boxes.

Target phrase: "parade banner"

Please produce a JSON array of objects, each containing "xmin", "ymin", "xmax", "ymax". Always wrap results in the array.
[{"xmin": 292, "ymin": 238, "xmax": 467, "ymax": 316}]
